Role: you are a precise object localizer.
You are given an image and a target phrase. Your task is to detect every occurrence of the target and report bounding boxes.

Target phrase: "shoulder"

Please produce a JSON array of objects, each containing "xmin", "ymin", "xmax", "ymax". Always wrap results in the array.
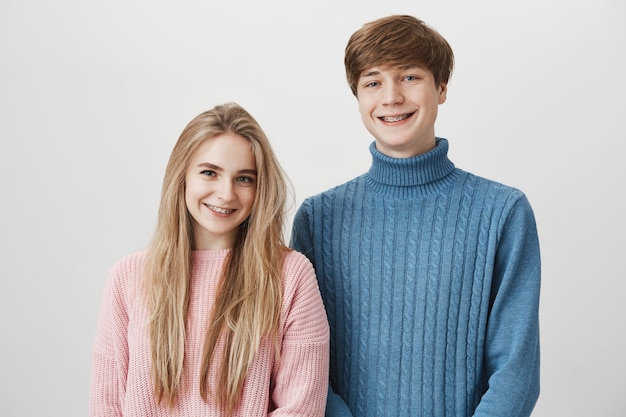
[
  {"xmin": 105, "ymin": 250, "xmax": 147, "ymax": 298},
  {"xmin": 95, "ymin": 250, "xmax": 147, "ymax": 330},
  {"xmin": 463, "ymin": 171, "xmax": 530, "ymax": 207},
  {"xmin": 461, "ymin": 172, "xmax": 537, "ymax": 237},
  {"xmin": 281, "ymin": 250, "xmax": 319, "ymax": 293},
  {"xmin": 307, "ymin": 175, "xmax": 365, "ymax": 201},
  {"xmin": 282, "ymin": 250, "xmax": 315, "ymax": 277},
  {"xmin": 298, "ymin": 175, "xmax": 366, "ymax": 213},
  {"xmin": 109, "ymin": 250, "xmax": 147, "ymax": 278}
]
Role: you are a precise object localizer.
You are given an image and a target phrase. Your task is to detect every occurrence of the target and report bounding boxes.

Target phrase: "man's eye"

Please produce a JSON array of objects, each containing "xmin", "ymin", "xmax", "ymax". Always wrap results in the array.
[
  {"xmin": 365, "ymin": 81, "xmax": 380, "ymax": 88},
  {"xmin": 404, "ymin": 75, "xmax": 420, "ymax": 81}
]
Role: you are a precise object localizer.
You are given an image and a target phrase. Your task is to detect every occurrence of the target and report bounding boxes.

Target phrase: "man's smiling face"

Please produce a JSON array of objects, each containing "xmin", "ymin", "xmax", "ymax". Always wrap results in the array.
[{"xmin": 356, "ymin": 65, "xmax": 447, "ymax": 158}]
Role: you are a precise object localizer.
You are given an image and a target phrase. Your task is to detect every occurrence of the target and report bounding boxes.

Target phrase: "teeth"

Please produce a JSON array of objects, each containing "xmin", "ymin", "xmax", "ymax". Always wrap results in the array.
[
  {"xmin": 381, "ymin": 114, "xmax": 410, "ymax": 122},
  {"xmin": 207, "ymin": 205, "xmax": 234, "ymax": 214}
]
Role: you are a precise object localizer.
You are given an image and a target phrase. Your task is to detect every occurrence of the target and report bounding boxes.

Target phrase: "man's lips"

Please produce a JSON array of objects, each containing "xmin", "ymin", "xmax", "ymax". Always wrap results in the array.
[{"xmin": 378, "ymin": 112, "xmax": 414, "ymax": 122}]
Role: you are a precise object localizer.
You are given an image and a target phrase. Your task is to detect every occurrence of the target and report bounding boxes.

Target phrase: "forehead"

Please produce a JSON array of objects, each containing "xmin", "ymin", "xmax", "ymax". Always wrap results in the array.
[{"xmin": 190, "ymin": 133, "xmax": 256, "ymax": 169}]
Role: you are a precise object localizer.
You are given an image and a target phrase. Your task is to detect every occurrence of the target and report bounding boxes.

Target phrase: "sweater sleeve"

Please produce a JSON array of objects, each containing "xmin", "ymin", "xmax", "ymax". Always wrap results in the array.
[
  {"xmin": 473, "ymin": 195, "xmax": 541, "ymax": 417},
  {"xmin": 89, "ymin": 260, "xmax": 130, "ymax": 417},
  {"xmin": 290, "ymin": 202, "xmax": 354, "ymax": 417},
  {"xmin": 290, "ymin": 200, "xmax": 316, "ymax": 268},
  {"xmin": 269, "ymin": 251, "xmax": 330, "ymax": 416}
]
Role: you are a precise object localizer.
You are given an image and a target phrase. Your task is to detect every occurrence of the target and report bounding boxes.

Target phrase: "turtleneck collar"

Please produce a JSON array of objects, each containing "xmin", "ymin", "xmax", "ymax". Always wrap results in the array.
[{"xmin": 365, "ymin": 137, "xmax": 458, "ymax": 198}]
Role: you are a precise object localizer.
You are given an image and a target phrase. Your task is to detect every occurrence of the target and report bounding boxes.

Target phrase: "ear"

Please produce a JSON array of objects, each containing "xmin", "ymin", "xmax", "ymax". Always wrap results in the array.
[{"xmin": 438, "ymin": 83, "xmax": 448, "ymax": 104}]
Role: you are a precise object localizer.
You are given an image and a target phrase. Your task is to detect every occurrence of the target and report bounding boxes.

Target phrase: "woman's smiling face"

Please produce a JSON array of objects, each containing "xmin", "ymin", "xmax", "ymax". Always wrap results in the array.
[{"xmin": 185, "ymin": 133, "xmax": 257, "ymax": 250}]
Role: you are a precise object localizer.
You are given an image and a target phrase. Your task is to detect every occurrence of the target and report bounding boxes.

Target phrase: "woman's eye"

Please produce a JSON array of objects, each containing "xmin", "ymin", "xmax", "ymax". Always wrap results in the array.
[
  {"xmin": 201, "ymin": 170, "xmax": 216, "ymax": 177},
  {"xmin": 237, "ymin": 176, "xmax": 255, "ymax": 184}
]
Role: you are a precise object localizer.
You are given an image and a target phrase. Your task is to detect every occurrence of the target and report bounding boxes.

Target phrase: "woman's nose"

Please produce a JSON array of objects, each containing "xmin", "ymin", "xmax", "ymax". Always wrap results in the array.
[{"xmin": 216, "ymin": 179, "xmax": 235, "ymax": 201}]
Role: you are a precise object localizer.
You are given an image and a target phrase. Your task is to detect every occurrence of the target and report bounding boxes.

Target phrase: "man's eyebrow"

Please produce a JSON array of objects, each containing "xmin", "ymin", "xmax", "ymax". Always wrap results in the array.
[
  {"xmin": 361, "ymin": 70, "xmax": 380, "ymax": 78},
  {"xmin": 400, "ymin": 64, "xmax": 426, "ymax": 71},
  {"xmin": 361, "ymin": 65, "xmax": 425, "ymax": 78}
]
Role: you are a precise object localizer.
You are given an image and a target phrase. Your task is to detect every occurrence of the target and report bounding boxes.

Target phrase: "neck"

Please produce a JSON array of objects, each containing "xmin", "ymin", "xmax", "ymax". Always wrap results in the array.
[
  {"xmin": 375, "ymin": 136, "xmax": 437, "ymax": 158},
  {"xmin": 365, "ymin": 137, "xmax": 457, "ymax": 198}
]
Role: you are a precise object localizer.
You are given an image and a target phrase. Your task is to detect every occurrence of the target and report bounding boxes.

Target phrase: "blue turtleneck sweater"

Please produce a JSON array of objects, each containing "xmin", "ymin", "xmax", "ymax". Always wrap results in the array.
[{"xmin": 291, "ymin": 138, "xmax": 540, "ymax": 417}]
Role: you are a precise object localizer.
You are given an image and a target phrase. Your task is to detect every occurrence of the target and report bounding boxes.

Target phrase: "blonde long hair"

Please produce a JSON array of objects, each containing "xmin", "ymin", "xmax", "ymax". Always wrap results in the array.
[{"xmin": 144, "ymin": 102, "xmax": 289, "ymax": 413}]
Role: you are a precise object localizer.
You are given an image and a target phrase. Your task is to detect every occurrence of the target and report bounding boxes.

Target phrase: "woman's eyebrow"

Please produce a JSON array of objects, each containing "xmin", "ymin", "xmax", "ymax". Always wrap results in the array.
[
  {"xmin": 197, "ymin": 162, "xmax": 222, "ymax": 170},
  {"xmin": 238, "ymin": 169, "xmax": 257, "ymax": 176},
  {"xmin": 197, "ymin": 163, "xmax": 256, "ymax": 176}
]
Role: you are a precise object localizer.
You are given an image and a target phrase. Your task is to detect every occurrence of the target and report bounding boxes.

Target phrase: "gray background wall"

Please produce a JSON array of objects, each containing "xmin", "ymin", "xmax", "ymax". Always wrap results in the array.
[{"xmin": 1, "ymin": 0, "xmax": 624, "ymax": 415}]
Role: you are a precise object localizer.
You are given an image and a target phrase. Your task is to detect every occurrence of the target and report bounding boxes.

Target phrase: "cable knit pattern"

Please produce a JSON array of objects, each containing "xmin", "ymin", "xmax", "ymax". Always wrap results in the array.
[
  {"xmin": 291, "ymin": 138, "xmax": 541, "ymax": 417},
  {"xmin": 89, "ymin": 249, "xmax": 329, "ymax": 416}
]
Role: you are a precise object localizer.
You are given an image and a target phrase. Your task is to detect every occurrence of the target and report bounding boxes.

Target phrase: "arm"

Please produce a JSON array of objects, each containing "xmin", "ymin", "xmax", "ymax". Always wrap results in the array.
[
  {"xmin": 290, "ymin": 200, "xmax": 316, "ymax": 265},
  {"xmin": 269, "ymin": 253, "xmax": 329, "ymax": 416},
  {"xmin": 290, "ymin": 202, "xmax": 354, "ymax": 417},
  {"xmin": 473, "ymin": 196, "xmax": 541, "ymax": 417},
  {"xmin": 89, "ymin": 264, "xmax": 128, "ymax": 417},
  {"xmin": 325, "ymin": 386, "xmax": 355, "ymax": 417}
]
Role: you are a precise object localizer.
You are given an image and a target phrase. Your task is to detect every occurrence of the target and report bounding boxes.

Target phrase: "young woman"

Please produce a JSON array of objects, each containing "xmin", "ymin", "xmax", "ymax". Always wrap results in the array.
[{"xmin": 90, "ymin": 102, "xmax": 329, "ymax": 416}]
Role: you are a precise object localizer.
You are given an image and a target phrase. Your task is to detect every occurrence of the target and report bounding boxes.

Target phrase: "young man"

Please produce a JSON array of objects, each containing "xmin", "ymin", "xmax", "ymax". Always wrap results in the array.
[{"xmin": 291, "ymin": 15, "xmax": 541, "ymax": 417}]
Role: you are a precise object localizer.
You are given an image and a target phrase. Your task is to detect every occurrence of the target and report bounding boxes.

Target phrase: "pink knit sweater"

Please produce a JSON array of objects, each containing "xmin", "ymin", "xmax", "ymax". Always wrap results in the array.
[{"xmin": 89, "ymin": 249, "xmax": 329, "ymax": 416}]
